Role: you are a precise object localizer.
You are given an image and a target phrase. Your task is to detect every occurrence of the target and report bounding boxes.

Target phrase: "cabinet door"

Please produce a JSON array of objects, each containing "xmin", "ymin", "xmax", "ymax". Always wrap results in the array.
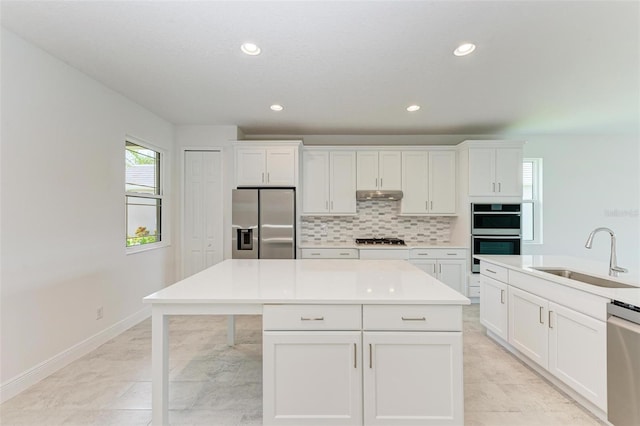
[
  {"xmin": 263, "ymin": 331, "xmax": 362, "ymax": 425},
  {"xmin": 401, "ymin": 151, "xmax": 428, "ymax": 214},
  {"xmin": 363, "ymin": 332, "xmax": 463, "ymax": 425},
  {"xmin": 409, "ymin": 259, "xmax": 437, "ymax": 277},
  {"xmin": 378, "ymin": 151, "xmax": 402, "ymax": 190},
  {"xmin": 479, "ymin": 275, "xmax": 508, "ymax": 341},
  {"xmin": 548, "ymin": 302, "xmax": 607, "ymax": 410},
  {"xmin": 330, "ymin": 151, "xmax": 356, "ymax": 213},
  {"xmin": 302, "ymin": 151, "xmax": 329, "ymax": 214},
  {"xmin": 356, "ymin": 151, "xmax": 379, "ymax": 190},
  {"xmin": 236, "ymin": 148, "xmax": 266, "ymax": 186},
  {"xmin": 437, "ymin": 260, "xmax": 465, "ymax": 294},
  {"xmin": 508, "ymin": 286, "xmax": 549, "ymax": 369},
  {"xmin": 494, "ymin": 148, "xmax": 522, "ymax": 196},
  {"xmin": 429, "ymin": 151, "xmax": 456, "ymax": 214},
  {"xmin": 468, "ymin": 148, "xmax": 496, "ymax": 196},
  {"xmin": 266, "ymin": 147, "xmax": 296, "ymax": 186}
]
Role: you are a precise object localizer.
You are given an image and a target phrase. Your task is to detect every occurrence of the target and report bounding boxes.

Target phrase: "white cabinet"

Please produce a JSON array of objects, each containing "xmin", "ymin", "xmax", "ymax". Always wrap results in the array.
[
  {"xmin": 479, "ymin": 274, "xmax": 509, "ymax": 341},
  {"xmin": 479, "ymin": 261, "xmax": 608, "ymax": 412},
  {"xmin": 363, "ymin": 332, "xmax": 463, "ymax": 425},
  {"xmin": 301, "ymin": 248, "xmax": 359, "ymax": 259},
  {"xmin": 236, "ymin": 146, "xmax": 296, "ymax": 187},
  {"xmin": 263, "ymin": 331, "xmax": 362, "ymax": 425},
  {"xmin": 359, "ymin": 249, "xmax": 409, "ymax": 260},
  {"xmin": 409, "ymin": 249, "xmax": 466, "ymax": 294},
  {"xmin": 263, "ymin": 304, "xmax": 464, "ymax": 425},
  {"xmin": 401, "ymin": 150, "xmax": 456, "ymax": 215},
  {"xmin": 508, "ymin": 286, "xmax": 549, "ymax": 369},
  {"xmin": 356, "ymin": 151, "xmax": 401, "ymax": 190},
  {"xmin": 468, "ymin": 147, "xmax": 522, "ymax": 197},
  {"xmin": 548, "ymin": 302, "xmax": 607, "ymax": 410},
  {"xmin": 302, "ymin": 150, "xmax": 356, "ymax": 214}
]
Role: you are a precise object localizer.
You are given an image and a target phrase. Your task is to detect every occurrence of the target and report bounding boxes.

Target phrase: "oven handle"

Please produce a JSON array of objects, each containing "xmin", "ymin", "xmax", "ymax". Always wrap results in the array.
[{"xmin": 472, "ymin": 235, "xmax": 521, "ymax": 239}]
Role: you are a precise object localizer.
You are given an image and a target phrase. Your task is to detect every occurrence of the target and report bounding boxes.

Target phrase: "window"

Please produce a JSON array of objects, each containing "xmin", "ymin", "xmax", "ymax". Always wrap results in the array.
[
  {"xmin": 522, "ymin": 158, "xmax": 542, "ymax": 244},
  {"xmin": 125, "ymin": 139, "xmax": 162, "ymax": 248}
]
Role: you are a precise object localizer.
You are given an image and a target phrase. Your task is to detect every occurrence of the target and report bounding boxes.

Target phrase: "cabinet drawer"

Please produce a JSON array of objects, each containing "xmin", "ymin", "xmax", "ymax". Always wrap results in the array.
[
  {"xmin": 359, "ymin": 249, "xmax": 409, "ymax": 260},
  {"xmin": 410, "ymin": 248, "xmax": 466, "ymax": 259},
  {"xmin": 468, "ymin": 286, "xmax": 481, "ymax": 298},
  {"xmin": 301, "ymin": 248, "xmax": 359, "ymax": 259},
  {"xmin": 480, "ymin": 262, "xmax": 508, "ymax": 282},
  {"xmin": 363, "ymin": 305, "xmax": 462, "ymax": 331},
  {"xmin": 263, "ymin": 304, "xmax": 362, "ymax": 330}
]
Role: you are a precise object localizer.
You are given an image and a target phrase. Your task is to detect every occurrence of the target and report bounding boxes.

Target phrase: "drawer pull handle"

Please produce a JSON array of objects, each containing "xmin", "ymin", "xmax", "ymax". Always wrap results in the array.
[
  {"xmin": 486, "ymin": 269, "xmax": 497, "ymax": 274},
  {"xmin": 300, "ymin": 316, "xmax": 324, "ymax": 321},
  {"xmin": 446, "ymin": 253, "xmax": 457, "ymax": 256},
  {"xmin": 401, "ymin": 316, "xmax": 426, "ymax": 321},
  {"xmin": 339, "ymin": 253, "xmax": 350, "ymax": 256},
  {"xmin": 417, "ymin": 253, "xmax": 429, "ymax": 256},
  {"xmin": 310, "ymin": 253, "xmax": 321, "ymax": 256}
]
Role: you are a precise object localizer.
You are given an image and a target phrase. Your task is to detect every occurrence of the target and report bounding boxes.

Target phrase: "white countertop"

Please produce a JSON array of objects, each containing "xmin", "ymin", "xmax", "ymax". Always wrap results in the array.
[
  {"xmin": 475, "ymin": 255, "xmax": 640, "ymax": 306},
  {"xmin": 300, "ymin": 242, "xmax": 467, "ymax": 250},
  {"xmin": 144, "ymin": 259, "xmax": 470, "ymax": 305}
]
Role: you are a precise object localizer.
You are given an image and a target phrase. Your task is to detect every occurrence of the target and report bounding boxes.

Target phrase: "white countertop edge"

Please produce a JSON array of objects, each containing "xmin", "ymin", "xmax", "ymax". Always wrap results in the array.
[
  {"xmin": 474, "ymin": 255, "xmax": 640, "ymax": 306},
  {"xmin": 143, "ymin": 298, "xmax": 471, "ymax": 305}
]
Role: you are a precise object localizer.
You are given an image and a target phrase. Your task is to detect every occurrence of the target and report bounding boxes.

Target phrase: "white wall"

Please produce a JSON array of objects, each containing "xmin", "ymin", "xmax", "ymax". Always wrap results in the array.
[
  {"xmin": 0, "ymin": 29, "xmax": 176, "ymax": 391},
  {"xmin": 522, "ymin": 135, "xmax": 640, "ymax": 279},
  {"xmin": 174, "ymin": 125, "xmax": 240, "ymax": 273}
]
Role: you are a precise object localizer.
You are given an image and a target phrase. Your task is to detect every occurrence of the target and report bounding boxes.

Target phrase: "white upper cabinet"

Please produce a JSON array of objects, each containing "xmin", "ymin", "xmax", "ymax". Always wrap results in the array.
[
  {"xmin": 468, "ymin": 147, "xmax": 522, "ymax": 197},
  {"xmin": 302, "ymin": 149, "xmax": 356, "ymax": 215},
  {"xmin": 356, "ymin": 151, "xmax": 401, "ymax": 190},
  {"xmin": 235, "ymin": 144, "xmax": 298, "ymax": 187},
  {"xmin": 401, "ymin": 150, "xmax": 456, "ymax": 215}
]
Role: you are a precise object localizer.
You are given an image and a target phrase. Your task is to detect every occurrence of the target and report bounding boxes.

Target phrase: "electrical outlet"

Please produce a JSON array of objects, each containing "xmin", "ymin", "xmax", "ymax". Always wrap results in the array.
[{"xmin": 96, "ymin": 307, "xmax": 103, "ymax": 320}]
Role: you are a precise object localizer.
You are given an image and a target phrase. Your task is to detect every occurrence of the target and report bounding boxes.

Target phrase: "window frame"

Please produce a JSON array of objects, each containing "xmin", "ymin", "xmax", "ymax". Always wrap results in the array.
[
  {"xmin": 125, "ymin": 136, "xmax": 168, "ymax": 254},
  {"xmin": 522, "ymin": 157, "xmax": 543, "ymax": 245}
]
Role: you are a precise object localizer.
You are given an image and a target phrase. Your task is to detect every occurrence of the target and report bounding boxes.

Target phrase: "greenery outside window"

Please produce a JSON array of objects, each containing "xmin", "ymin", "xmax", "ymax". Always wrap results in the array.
[
  {"xmin": 126, "ymin": 139, "xmax": 162, "ymax": 248},
  {"xmin": 522, "ymin": 158, "xmax": 542, "ymax": 244}
]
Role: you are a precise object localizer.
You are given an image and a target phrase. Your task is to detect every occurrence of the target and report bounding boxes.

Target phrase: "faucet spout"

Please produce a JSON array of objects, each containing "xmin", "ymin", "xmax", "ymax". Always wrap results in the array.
[{"xmin": 585, "ymin": 227, "xmax": 628, "ymax": 277}]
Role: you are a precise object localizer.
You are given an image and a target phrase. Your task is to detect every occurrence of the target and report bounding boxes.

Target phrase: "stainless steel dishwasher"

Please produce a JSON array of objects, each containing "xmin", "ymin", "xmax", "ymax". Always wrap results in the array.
[{"xmin": 607, "ymin": 301, "xmax": 640, "ymax": 426}]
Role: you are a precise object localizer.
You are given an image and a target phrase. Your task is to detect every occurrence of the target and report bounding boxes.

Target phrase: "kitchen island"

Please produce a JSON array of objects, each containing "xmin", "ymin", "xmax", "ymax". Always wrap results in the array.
[{"xmin": 144, "ymin": 259, "xmax": 470, "ymax": 425}]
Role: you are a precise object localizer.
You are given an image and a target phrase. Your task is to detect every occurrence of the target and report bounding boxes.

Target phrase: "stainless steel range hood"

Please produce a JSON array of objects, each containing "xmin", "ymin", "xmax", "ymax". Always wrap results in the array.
[{"xmin": 356, "ymin": 190, "xmax": 403, "ymax": 201}]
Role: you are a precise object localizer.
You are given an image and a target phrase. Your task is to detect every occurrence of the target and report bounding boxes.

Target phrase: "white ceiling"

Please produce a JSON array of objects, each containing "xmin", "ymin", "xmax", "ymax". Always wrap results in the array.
[{"xmin": 1, "ymin": 1, "xmax": 638, "ymax": 136}]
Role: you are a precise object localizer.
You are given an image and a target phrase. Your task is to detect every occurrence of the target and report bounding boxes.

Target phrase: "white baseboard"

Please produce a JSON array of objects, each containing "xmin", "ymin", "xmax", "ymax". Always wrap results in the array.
[{"xmin": 0, "ymin": 306, "xmax": 151, "ymax": 404}]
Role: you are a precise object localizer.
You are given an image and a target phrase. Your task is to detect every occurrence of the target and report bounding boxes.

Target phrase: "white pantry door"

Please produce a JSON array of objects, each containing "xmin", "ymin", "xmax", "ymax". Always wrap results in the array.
[{"xmin": 184, "ymin": 151, "xmax": 223, "ymax": 278}]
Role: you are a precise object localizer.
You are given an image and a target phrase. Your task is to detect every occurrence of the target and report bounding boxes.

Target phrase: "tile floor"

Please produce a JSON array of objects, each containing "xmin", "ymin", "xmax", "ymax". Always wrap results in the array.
[{"xmin": 0, "ymin": 305, "xmax": 605, "ymax": 425}]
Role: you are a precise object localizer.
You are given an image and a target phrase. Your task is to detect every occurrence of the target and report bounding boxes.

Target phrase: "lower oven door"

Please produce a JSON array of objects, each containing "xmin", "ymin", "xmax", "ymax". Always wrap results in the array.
[{"xmin": 471, "ymin": 235, "xmax": 521, "ymax": 272}]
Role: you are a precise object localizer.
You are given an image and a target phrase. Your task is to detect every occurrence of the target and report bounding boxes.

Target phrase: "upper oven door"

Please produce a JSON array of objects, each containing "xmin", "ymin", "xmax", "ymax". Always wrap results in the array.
[{"xmin": 472, "ymin": 204, "xmax": 521, "ymax": 235}]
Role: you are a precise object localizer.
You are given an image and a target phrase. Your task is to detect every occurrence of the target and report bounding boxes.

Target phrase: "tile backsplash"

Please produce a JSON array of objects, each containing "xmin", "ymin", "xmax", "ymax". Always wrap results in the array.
[{"xmin": 300, "ymin": 200, "xmax": 454, "ymax": 244}]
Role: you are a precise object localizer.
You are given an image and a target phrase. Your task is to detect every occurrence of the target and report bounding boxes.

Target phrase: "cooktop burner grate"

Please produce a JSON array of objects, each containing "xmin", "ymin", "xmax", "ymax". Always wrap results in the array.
[{"xmin": 355, "ymin": 238, "xmax": 406, "ymax": 246}]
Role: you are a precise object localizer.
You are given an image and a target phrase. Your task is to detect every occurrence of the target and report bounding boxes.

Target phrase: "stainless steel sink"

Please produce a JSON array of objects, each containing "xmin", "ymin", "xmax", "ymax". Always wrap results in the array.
[{"xmin": 531, "ymin": 267, "xmax": 636, "ymax": 289}]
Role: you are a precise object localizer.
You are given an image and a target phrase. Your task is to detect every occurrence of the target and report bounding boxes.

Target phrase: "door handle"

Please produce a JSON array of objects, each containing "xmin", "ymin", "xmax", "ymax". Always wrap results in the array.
[
  {"xmin": 500, "ymin": 289, "xmax": 505, "ymax": 304},
  {"xmin": 539, "ymin": 306, "xmax": 544, "ymax": 324},
  {"xmin": 548, "ymin": 311, "xmax": 553, "ymax": 329},
  {"xmin": 267, "ymin": 172, "xmax": 270, "ymax": 183},
  {"xmin": 380, "ymin": 178, "xmax": 383, "ymax": 188},
  {"xmin": 354, "ymin": 343, "xmax": 357, "ymax": 368},
  {"xmin": 262, "ymin": 172, "xmax": 265, "ymax": 183},
  {"xmin": 498, "ymin": 182, "xmax": 501, "ymax": 192},
  {"xmin": 492, "ymin": 182, "xmax": 496, "ymax": 192},
  {"xmin": 369, "ymin": 343, "xmax": 373, "ymax": 368}
]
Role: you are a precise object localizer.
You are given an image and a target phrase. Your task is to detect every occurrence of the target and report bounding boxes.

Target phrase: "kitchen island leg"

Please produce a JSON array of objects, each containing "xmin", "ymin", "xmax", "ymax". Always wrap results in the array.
[{"xmin": 152, "ymin": 307, "xmax": 169, "ymax": 426}]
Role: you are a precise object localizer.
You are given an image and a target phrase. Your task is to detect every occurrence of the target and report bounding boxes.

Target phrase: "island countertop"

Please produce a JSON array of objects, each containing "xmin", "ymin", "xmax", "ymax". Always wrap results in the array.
[
  {"xmin": 475, "ymin": 255, "xmax": 640, "ymax": 306},
  {"xmin": 143, "ymin": 259, "xmax": 470, "ymax": 305}
]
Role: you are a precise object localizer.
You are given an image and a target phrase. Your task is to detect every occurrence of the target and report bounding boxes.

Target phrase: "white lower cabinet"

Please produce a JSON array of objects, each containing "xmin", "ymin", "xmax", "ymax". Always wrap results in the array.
[
  {"xmin": 263, "ymin": 331, "xmax": 362, "ymax": 425},
  {"xmin": 363, "ymin": 332, "xmax": 463, "ymax": 425},
  {"xmin": 479, "ymin": 275, "xmax": 508, "ymax": 341},
  {"xmin": 479, "ymin": 261, "xmax": 608, "ymax": 413},
  {"xmin": 508, "ymin": 286, "xmax": 549, "ymax": 369},
  {"xmin": 409, "ymin": 249, "xmax": 467, "ymax": 294},
  {"xmin": 548, "ymin": 302, "xmax": 607, "ymax": 410},
  {"xmin": 263, "ymin": 304, "xmax": 464, "ymax": 425}
]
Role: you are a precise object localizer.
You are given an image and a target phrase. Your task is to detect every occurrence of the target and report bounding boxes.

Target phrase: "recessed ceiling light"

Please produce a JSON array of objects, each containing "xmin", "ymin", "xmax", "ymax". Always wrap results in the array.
[
  {"xmin": 270, "ymin": 104, "xmax": 284, "ymax": 111},
  {"xmin": 241, "ymin": 42, "xmax": 261, "ymax": 56},
  {"xmin": 454, "ymin": 43, "xmax": 476, "ymax": 56},
  {"xmin": 406, "ymin": 105, "xmax": 421, "ymax": 112}
]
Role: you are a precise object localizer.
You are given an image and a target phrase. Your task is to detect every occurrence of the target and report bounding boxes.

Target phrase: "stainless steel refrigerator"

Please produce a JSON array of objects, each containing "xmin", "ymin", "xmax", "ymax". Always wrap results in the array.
[{"xmin": 232, "ymin": 188, "xmax": 296, "ymax": 259}]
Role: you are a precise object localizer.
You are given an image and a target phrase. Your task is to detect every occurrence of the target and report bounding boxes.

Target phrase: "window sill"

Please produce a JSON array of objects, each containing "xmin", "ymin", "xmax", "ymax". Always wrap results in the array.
[{"xmin": 126, "ymin": 241, "xmax": 171, "ymax": 255}]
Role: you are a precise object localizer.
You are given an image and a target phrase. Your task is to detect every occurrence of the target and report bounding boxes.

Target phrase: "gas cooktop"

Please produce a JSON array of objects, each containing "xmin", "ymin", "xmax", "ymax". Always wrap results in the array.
[{"xmin": 355, "ymin": 238, "xmax": 406, "ymax": 246}]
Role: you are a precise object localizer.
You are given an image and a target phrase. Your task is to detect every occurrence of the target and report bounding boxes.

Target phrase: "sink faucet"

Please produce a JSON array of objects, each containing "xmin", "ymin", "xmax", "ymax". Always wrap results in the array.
[{"xmin": 584, "ymin": 227, "xmax": 628, "ymax": 277}]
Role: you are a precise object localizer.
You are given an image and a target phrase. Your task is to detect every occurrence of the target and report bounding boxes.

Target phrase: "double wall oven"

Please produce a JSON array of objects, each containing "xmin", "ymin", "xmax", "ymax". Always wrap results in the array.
[{"xmin": 471, "ymin": 203, "xmax": 522, "ymax": 273}]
